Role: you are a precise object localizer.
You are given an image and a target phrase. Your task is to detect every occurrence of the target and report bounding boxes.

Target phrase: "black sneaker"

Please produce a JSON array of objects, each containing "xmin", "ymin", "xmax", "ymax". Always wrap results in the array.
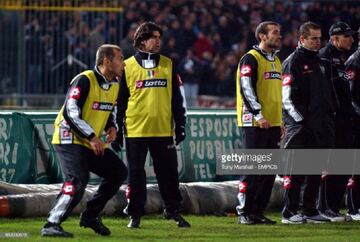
[
  {"xmin": 238, "ymin": 214, "xmax": 257, "ymax": 225},
  {"xmin": 127, "ymin": 216, "xmax": 141, "ymax": 228},
  {"xmin": 163, "ymin": 210, "xmax": 191, "ymax": 228},
  {"xmin": 41, "ymin": 223, "xmax": 73, "ymax": 237},
  {"xmin": 79, "ymin": 215, "xmax": 111, "ymax": 236},
  {"xmin": 252, "ymin": 214, "xmax": 277, "ymax": 224}
]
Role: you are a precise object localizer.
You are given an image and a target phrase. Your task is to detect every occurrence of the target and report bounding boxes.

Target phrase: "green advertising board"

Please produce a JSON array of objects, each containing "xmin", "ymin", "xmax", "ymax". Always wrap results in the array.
[
  {"xmin": 0, "ymin": 110, "xmax": 243, "ymax": 184},
  {"xmin": 182, "ymin": 110, "xmax": 243, "ymax": 181},
  {"xmin": 0, "ymin": 112, "xmax": 37, "ymax": 183}
]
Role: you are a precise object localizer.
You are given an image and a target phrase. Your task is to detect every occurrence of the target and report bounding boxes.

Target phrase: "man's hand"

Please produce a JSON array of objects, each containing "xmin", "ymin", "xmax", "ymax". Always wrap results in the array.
[
  {"xmin": 111, "ymin": 129, "xmax": 124, "ymax": 152},
  {"xmin": 175, "ymin": 125, "xmax": 186, "ymax": 145},
  {"xmin": 106, "ymin": 127, "xmax": 117, "ymax": 143},
  {"xmin": 257, "ymin": 118, "xmax": 271, "ymax": 129},
  {"xmin": 90, "ymin": 136, "xmax": 105, "ymax": 156}
]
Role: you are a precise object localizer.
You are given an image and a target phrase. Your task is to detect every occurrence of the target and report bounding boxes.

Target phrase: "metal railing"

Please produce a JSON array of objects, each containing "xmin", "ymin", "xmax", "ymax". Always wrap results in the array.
[{"xmin": 0, "ymin": 0, "xmax": 123, "ymax": 108}]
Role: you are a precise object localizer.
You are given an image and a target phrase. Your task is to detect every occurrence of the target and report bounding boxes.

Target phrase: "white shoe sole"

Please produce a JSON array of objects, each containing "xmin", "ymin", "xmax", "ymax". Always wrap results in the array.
[
  {"xmin": 305, "ymin": 219, "xmax": 329, "ymax": 224},
  {"xmin": 328, "ymin": 217, "xmax": 346, "ymax": 222},
  {"xmin": 348, "ymin": 215, "xmax": 360, "ymax": 221},
  {"xmin": 281, "ymin": 219, "xmax": 305, "ymax": 224}
]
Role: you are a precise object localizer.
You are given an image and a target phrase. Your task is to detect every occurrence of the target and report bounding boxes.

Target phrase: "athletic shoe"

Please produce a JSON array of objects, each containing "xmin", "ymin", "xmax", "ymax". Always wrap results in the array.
[
  {"xmin": 238, "ymin": 214, "xmax": 257, "ymax": 225},
  {"xmin": 320, "ymin": 210, "xmax": 346, "ymax": 222},
  {"xmin": 304, "ymin": 214, "xmax": 331, "ymax": 223},
  {"xmin": 41, "ymin": 223, "xmax": 73, "ymax": 237},
  {"xmin": 252, "ymin": 214, "xmax": 276, "ymax": 224},
  {"xmin": 80, "ymin": 215, "xmax": 110, "ymax": 236},
  {"xmin": 163, "ymin": 210, "xmax": 190, "ymax": 228},
  {"xmin": 281, "ymin": 214, "xmax": 306, "ymax": 224},
  {"xmin": 347, "ymin": 213, "xmax": 360, "ymax": 221},
  {"xmin": 127, "ymin": 216, "xmax": 141, "ymax": 228}
]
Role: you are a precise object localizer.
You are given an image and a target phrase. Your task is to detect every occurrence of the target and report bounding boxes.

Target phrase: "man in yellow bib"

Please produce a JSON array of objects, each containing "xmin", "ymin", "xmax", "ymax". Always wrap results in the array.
[
  {"xmin": 41, "ymin": 45, "xmax": 127, "ymax": 237},
  {"xmin": 235, "ymin": 21, "xmax": 282, "ymax": 225},
  {"xmin": 114, "ymin": 22, "xmax": 189, "ymax": 228}
]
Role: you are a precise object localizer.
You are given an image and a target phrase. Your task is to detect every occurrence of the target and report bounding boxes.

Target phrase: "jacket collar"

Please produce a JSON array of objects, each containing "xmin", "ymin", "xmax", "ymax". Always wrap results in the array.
[
  {"xmin": 253, "ymin": 45, "xmax": 279, "ymax": 61},
  {"xmin": 134, "ymin": 50, "xmax": 161, "ymax": 68},
  {"xmin": 94, "ymin": 66, "xmax": 115, "ymax": 90},
  {"xmin": 297, "ymin": 45, "xmax": 319, "ymax": 57}
]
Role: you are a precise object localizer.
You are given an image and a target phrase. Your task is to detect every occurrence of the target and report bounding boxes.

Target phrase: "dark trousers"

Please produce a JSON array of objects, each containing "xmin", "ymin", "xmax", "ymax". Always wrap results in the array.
[
  {"xmin": 125, "ymin": 137, "xmax": 182, "ymax": 217},
  {"xmin": 347, "ymin": 116, "xmax": 360, "ymax": 214},
  {"xmin": 236, "ymin": 127, "xmax": 280, "ymax": 215},
  {"xmin": 282, "ymin": 121, "xmax": 334, "ymax": 217},
  {"xmin": 319, "ymin": 114, "xmax": 353, "ymax": 213},
  {"xmin": 347, "ymin": 175, "xmax": 360, "ymax": 214},
  {"xmin": 283, "ymin": 175, "xmax": 321, "ymax": 217},
  {"xmin": 47, "ymin": 144, "xmax": 127, "ymax": 224}
]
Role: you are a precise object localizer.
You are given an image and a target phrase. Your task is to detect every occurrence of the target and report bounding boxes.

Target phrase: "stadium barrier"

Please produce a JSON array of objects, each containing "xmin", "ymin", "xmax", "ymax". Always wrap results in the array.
[
  {"xmin": 0, "ymin": 180, "xmax": 284, "ymax": 217},
  {"xmin": 0, "ymin": 109, "xmax": 242, "ymax": 184}
]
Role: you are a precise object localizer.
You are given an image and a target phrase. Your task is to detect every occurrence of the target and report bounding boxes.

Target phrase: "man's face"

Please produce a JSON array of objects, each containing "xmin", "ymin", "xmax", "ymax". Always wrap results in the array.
[
  {"xmin": 301, "ymin": 29, "xmax": 322, "ymax": 51},
  {"xmin": 108, "ymin": 49, "xmax": 125, "ymax": 78},
  {"xmin": 142, "ymin": 31, "xmax": 161, "ymax": 53},
  {"xmin": 333, "ymin": 34, "xmax": 354, "ymax": 51},
  {"xmin": 262, "ymin": 24, "xmax": 282, "ymax": 49}
]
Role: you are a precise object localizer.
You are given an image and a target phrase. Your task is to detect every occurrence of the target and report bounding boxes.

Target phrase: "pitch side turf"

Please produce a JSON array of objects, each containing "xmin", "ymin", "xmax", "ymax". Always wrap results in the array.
[{"xmin": 0, "ymin": 213, "xmax": 359, "ymax": 241}]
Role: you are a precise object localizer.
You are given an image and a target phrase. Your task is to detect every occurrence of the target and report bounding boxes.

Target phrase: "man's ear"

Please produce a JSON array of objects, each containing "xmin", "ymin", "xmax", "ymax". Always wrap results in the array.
[
  {"xmin": 299, "ymin": 35, "xmax": 305, "ymax": 44},
  {"xmin": 259, "ymin": 33, "xmax": 266, "ymax": 42},
  {"xmin": 103, "ymin": 57, "xmax": 110, "ymax": 65}
]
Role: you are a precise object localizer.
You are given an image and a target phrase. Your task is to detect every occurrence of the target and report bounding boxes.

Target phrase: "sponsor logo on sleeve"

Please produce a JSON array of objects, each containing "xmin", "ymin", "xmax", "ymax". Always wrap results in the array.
[
  {"xmin": 242, "ymin": 112, "xmax": 253, "ymax": 127},
  {"xmin": 135, "ymin": 79, "xmax": 167, "ymax": 89},
  {"xmin": 282, "ymin": 74, "xmax": 292, "ymax": 86},
  {"xmin": 240, "ymin": 65, "xmax": 252, "ymax": 76},
  {"xmin": 68, "ymin": 87, "xmax": 81, "ymax": 100},
  {"xmin": 59, "ymin": 124, "xmax": 73, "ymax": 144},
  {"xmin": 345, "ymin": 70, "xmax": 356, "ymax": 80}
]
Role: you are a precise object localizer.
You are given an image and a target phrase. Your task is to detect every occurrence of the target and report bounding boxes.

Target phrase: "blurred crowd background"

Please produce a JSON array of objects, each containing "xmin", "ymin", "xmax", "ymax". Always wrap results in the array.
[{"xmin": 0, "ymin": 0, "xmax": 359, "ymax": 108}]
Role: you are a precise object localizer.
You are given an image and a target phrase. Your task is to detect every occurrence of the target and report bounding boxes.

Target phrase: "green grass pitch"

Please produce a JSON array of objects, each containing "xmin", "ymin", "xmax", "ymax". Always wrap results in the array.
[{"xmin": 0, "ymin": 213, "xmax": 359, "ymax": 241}]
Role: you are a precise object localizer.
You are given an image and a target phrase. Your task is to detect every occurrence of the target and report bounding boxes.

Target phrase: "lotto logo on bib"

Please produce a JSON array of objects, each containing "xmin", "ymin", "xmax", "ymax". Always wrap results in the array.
[
  {"xmin": 136, "ymin": 79, "xmax": 167, "ymax": 89},
  {"xmin": 264, "ymin": 72, "xmax": 281, "ymax": 80},
  {"xmin": 92, "ymin": 102, "xmax": 113, "ymax": 111}
]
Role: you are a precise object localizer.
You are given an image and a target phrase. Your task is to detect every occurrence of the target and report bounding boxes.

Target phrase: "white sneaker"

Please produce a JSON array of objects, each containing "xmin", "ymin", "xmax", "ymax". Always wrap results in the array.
[
  {"xmin": 281, "ymin": 214, "xmax": 306, "ymax": 224},
  {"xmin": 304, "ymin": 214, "xmax": 331, "ymax": 223},
  {"xmin": 320, "ymin": 210, "xmax": 346, "ymax": 222},
  {"xmin": 347, "ymin": 213, "xmax": 360, "ymax": 221}
]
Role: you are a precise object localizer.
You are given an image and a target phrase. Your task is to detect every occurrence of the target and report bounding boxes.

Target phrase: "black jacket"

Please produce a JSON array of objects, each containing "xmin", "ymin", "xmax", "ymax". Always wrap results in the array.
[
  {"xmin": 345, "ymin": 47, "xmax": 360, "ymax": 116},
  {"xmin": 282, "ymin": 46, "xmax": 337, "ymax": 148},
  {"xmin": 282, "ymin": 46, "xmax": 336, "ymax": 128},
  {"xmin": 319, "ymin": 42, "xmax": 354, "ymax": 116}
]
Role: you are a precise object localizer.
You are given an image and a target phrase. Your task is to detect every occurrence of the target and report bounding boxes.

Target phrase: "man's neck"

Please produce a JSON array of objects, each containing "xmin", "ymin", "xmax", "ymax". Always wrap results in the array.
[
  {"xmin": 259, "ymin": 42, "xmax": 273, "ymax": 54},
  {"xmin": 97, "ymin": 66, "xmax": 112, "ymax": 82}
]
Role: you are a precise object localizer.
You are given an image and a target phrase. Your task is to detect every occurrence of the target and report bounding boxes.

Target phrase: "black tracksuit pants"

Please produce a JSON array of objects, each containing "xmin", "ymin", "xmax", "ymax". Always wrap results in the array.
[
  {"xmin": 347, "ymin": 116, "xmax": 360, "ymax": 214},
  {"xmin": 236, "ymin": 127, "xmax": 280, "ymax": 216},
  {"xmin": 47, "ymin": 144, "xmax": 127, "ymax": 224},
  {"xmin": 318, "ymin": 113, "xmax": 353, "ymax": 213},
  {"xmin": 125, "ymin": 137, "xmax": 182, "ymax": 217},
  {"xmin": 282, "ymin": 121, "xmax": 335, "ymax": 217}
]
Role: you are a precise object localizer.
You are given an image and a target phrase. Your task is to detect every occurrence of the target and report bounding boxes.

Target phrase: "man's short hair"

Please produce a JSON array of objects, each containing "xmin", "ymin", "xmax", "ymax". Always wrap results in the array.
[
  {"xmin": 255, "ymin": 21, "xmax": 279, "ymax": 42},
  {"xmin": 133, "ymin": 22, "xmax": 163, "ymax": 49},
  {"xmin": 96, "ymin": 44, "xmax": 121, "ymax": 66},
  {"xmin": 299, "ymin": 21, "xmax": 321, "ymax": 38}
]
